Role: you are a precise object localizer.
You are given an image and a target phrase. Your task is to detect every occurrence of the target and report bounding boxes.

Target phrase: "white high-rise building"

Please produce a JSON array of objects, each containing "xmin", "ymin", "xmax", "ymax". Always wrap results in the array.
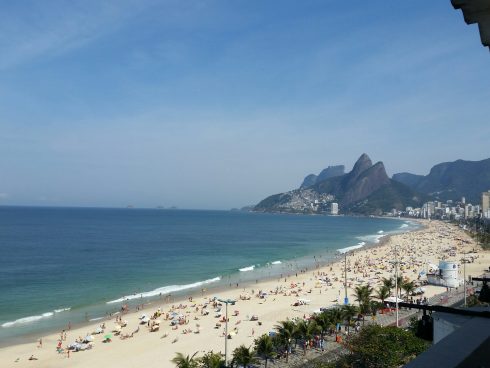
[
  {"xmin": 331, "ymin": 202, "xmax": 339, "ymax": 215},
  {"xmin": 482, "ymin": 191, "xmax": 490, "ymax": 218}
]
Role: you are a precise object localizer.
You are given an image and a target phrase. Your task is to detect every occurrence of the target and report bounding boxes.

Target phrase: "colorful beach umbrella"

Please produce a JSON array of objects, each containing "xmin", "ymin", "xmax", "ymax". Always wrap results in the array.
[{"xmin": 104, "ymin": 334, "xmax": 112, "ymax": 340}]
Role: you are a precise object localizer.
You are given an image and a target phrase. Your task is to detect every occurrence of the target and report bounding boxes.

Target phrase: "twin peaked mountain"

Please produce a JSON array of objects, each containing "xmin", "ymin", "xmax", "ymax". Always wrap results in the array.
[
  {"xmin": 254, "ymin": 154, "xmax": 490, "ymax": 215},
  {"xmin": 254, "ymin": 153, "xmax": 425, "ymax": 215}
]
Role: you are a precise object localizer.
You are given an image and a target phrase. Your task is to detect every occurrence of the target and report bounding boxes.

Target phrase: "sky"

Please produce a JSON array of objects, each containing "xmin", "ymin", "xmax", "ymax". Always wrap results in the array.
[{"xmin": 0, "ymin": 0, "xmax": 489, "ymax": 209}]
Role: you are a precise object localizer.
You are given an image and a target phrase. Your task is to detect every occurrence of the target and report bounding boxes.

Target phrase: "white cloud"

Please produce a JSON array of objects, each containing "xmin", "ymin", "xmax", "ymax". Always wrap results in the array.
[{"xmin": 0, "ymin": 0, "xmax": 156, "ymax": 69}]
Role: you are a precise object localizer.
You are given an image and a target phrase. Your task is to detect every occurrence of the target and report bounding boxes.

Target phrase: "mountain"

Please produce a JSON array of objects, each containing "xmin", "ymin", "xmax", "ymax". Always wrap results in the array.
[
  {"xmin": 392, "ymin": 172, "xmax": 424, "ymax": 188},
  {"xmin": 255, "ymin": 154, "xmax": 424, "ymax": 214},
  {"xmin": 300, "ymin": 174, "xmax": 318, "ymax": 189},
  {"xmin": 300, "ymin": 165, "xmax": 345, "ymax": 189},
  {"xmin": 392, "ymin": 158, "xmax": 490, "ymax": 203}
]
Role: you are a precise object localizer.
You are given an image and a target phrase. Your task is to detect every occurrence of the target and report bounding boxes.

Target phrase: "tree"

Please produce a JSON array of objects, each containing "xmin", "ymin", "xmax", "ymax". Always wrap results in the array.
[
  {"xmin": 396, "ymin": 275, "xmax": 404, "ymax": 299},
  {"xmin": 294, "ymin": 319, "xmax": 320, "ymax": 355},
  {"xmin": 344, "ymin": 324, "xmax": 429, "ymax": 367},
  {"xmin": 198, "ymin": 351, "xmax": 224, "ymax": 368},
  {"xmin": 325, "ymin": 308, "xmax": 343, "ymax": 340},
  {"xmin": 294, "ymin": 319, "xmax": 309, "ymax": 355},
  {"xmin": 171, "ymin": 352, "xmax": 199, "ymax": 368},
  {"xmin": 369, "ymin": 301, "xmax": 383, "ymax": 317},
  {"xmin": 402, "ymin": 281, "xmax": 415, "ymax": 300},
  {"xmin": 479, "ymin": 281, "xmax": 490, "ymax": 303},
  {"xmin": 354, "ymin": 284, "xmax": 373, "ymax": 314},
  {"xmin": 231, "ymin": 345, "xmax": 257, "ymax": 368},
  {"xmin": 274, "ymin": 320, "xmax": 295, "ymax": 362},
  {"xmin": 382, "ymin": 277, "xmax": 394, "ymax": 294},
  {"xmin": 313, "ymin": 312, "xmax": 330, "ymax": 341},
  {"xmin": 375, "ymin": 285, "xmax": 390, "ymax": 304},
  {"xmin": 254, "ymin": 334, "xmax": 275, "ymax": 368},
  {"xmin": 341, "ymin": 304, "xmax": 358, "ymax": 334}
]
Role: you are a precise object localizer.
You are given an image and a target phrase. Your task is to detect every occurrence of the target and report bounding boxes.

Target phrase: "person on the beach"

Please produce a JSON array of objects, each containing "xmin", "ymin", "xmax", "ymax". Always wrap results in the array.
[{"xmin": 38, "ymin": 338, "xmax": 42, "ymax": 348}]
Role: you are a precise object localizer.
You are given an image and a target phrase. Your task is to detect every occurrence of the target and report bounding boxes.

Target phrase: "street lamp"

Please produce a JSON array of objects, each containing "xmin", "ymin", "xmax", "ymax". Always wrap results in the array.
[
  {"xmin": 217, "ymin": 298, "xmax": 236, "ymax": 367},
  {"xmin": 393, "ymin": 244, "xmax": 399, "ymax": 327},
  {"xmin": 463, "ymin": 252, "xmax": 467, "ymax": 307},
  {"xmin": 344, "ymin": 252, "xmax": 349, "ymax": 305}
]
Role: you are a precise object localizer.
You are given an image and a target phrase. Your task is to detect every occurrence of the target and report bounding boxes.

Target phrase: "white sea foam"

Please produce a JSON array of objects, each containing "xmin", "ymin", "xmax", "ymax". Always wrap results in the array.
[
  {"xmin": 54, "ymin": 307, "xmax": 71, "ymax": 313},
  {"xmin": 106, "ymin": 276, "xmax": 221, "ymax": 304},
  {"xmin": 338, "ymin": 242, "xmax": 366, "ymax": 254},
  {"xmin": 239, "ymin": 265, "xmax": 255, "ymax": 272},
  {"xmin": 89, "ymin": 317, "xmax": 104, "ymax": 321},
  {"xmin": 2, "ymin": 312, "xmax": 54, "ymax": 328},
  {"xmin": 357, "ymin": 232, "xmax": 386, "ymax": 244},
  {"xmin": 271, "ymin": 261, "xmax": 282, "ymax": 265},
  {"xmin": 400, "ymin": 223, "xmax": 409, "ymax": 229},
  {"xmin": 377, "ymin": 230, "xmax": 384, "ymax": 234}
]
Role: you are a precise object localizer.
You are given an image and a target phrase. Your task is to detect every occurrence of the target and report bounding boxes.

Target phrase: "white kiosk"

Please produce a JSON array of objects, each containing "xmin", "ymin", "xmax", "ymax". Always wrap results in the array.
[{"xmin": 427, "ymin": 261, "xmax": 462, "ymax": 288}]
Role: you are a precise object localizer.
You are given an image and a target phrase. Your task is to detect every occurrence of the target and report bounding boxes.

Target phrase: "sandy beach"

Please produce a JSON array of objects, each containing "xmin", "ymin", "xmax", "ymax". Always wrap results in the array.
[{"xmin": 2, "ymin": 219, "xmax": 489, "ymax": 368}]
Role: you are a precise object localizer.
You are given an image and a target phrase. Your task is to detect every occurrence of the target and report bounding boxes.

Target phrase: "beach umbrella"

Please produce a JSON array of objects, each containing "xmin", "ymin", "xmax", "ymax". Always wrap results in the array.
[
  {"xmin": 385, "ymin": 296, "xmax": 403, "ymax": 303},
  {"xmin": 84, "ymin": 335, "xmax": 94, "ymax": 342},
  {"xmin": 94, "ymin": 327, "xmax": 103, "ymax": 334},
  {"xmin": 104, "ymin": 334, "xmax": 113, "ymax": 340}
]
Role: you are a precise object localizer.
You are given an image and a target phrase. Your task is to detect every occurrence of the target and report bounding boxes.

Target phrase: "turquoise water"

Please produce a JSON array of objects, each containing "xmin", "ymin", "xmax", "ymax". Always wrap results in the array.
[{"xmin": 0, "ymin": 207, "xmax": 416, "ymax": 342}]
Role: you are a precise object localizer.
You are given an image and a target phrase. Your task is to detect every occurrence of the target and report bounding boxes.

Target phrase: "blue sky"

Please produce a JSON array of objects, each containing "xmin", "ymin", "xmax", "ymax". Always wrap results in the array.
[{"xmin": 0, "ymin": 0, "xmax": 489, "ymax": 209}]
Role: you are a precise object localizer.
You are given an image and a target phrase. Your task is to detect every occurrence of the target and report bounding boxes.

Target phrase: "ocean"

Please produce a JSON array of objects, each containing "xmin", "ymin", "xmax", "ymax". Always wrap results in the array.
[{"xmin": 0, "ymin": 206, "xmax": 417, "ymax": 342}]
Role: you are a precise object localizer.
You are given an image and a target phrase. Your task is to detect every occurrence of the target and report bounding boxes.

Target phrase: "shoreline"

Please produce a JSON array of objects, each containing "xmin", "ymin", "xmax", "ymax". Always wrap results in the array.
[
  {"xmin": 1, "ymin": 219, "xmax": 489, "ymax": 367},
  {"xmin": 0, "ymin": 217, "xmax": 415, "ymax": 347}
]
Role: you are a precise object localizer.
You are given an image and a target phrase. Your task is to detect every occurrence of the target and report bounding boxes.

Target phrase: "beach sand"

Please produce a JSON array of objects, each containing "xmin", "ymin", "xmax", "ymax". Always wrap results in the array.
[{"xmin": 1, "ymin": 219, "xmax": 489, "ymax": 368}]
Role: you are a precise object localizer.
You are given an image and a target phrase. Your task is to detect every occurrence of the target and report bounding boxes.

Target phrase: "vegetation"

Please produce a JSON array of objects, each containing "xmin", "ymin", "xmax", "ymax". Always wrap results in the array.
[
  {"xmin": 254, "ymin": 334, "xmax": 275, "ymax": 368},
  {"xmin": 343, "ymin": 325, "xmax": 429, "ymax": 367},
  {"xmin": 375, "ymin": 285, "xmax": 390, "ymax": 303},
  {"xmin": 382, "ymin": 277, "xmax": 393, "ymax": 291},
  {"xmin": 341, "ymin": 305, "xmax": 358, "ymax": 333},
  {"xmin": 479, "ymin": 281, "xmax": 490, "ymax": 303},
  {"xmin": 199, "ymin": 351, "xmax": 224, "ymax": 368},
  {"xmin": 354, "ymin": 285, "xmax": 374, "ymax": 314},
  {"xmin": 172, "ymin": 283, "xmax": 430, "ymax": 368},
  {"xmin": 274, "ymin": 319, "xmax": 295, "ymax": 362},
  {"xmin": 231, "ymin": 345, "xmax": 258, "ymax": 368},
  {"xmin": 402, "ymin": 280, "xmax": 415, "ymax": 298},
  {"xmin": 171, "ymin": 352, "xmax": 199, "ymax": 368},
  {"xmin": 458, "ymin": 217, "xmax": 490, "ymax": 250}
]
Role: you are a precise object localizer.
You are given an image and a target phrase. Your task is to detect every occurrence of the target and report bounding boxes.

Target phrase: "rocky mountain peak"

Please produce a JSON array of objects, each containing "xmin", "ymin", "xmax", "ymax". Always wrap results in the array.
[{"xmin": 351, "ymin": 153, "xmax": 372, "ymax": 177}]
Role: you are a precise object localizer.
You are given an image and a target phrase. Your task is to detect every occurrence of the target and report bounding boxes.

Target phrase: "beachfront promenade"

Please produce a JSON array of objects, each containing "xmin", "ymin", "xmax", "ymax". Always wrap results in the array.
[{"xmin": 262, "ymin": 284, "xmax": 475, "ymax": 368}]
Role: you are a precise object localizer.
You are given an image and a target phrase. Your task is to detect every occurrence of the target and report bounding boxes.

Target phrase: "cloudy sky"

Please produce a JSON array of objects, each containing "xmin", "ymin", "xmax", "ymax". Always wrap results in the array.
[{"xmin": 0, "ymin": 0, "xmax": 489, "ymax": 209}]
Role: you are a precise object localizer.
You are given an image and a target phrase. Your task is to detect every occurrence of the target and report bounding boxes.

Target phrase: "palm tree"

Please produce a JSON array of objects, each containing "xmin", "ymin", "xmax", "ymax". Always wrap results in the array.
[
  {"xmin": 295, "ymin": 319, "xmax": 320, "ymax": 355},
  {"xmin": 381, "ymin": 277, "xmax": 395, "ymax": 294},
  {"xmin": 382, "ymin": 277, "xmax": 394, "ymax": 295},
  {"xmin": 255, "ymin": 334, "xmax": 275, "ymax": 368},
  {"xmin": 369, "ymin": 300, "xmax": 383, "ymax": 316},
  {"xmin": 354, "ymin": 284, "xmax": 373, "ymax": 314},
  {"xmin": 313, "ymin": 311, "xmax": 330, "ymax": 343},
  {"xmin": 375, "ymin": 285, "xmax": 390, "ymax": 304},
  {"xmin": 402, "ymin": 280, "xmax": 415, "ymax": 300},
  {"xmin": 171, "ymin": 352, "xmax": 199, "ymax": 368},
  {"xmin": 198, "ymin": 351, "xmax": 224, "ymax": 368},
  {"xmin": 396, "ymin": 275, "xmax": 404, "ymax": 298},
  {"xmin": 341, "ymin": 304, "xmax": 358, "ymax": 334},
  {"xmin": 231, "ymin": 345, "xmax": 257, "ymax": 368},
  {"xmin": 274, "ymin": 320, "xmax": 295, "ymax": 362},
  {"xmin": 325, "ymin": 308, "xmax": 343, "ymax": 340}
]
